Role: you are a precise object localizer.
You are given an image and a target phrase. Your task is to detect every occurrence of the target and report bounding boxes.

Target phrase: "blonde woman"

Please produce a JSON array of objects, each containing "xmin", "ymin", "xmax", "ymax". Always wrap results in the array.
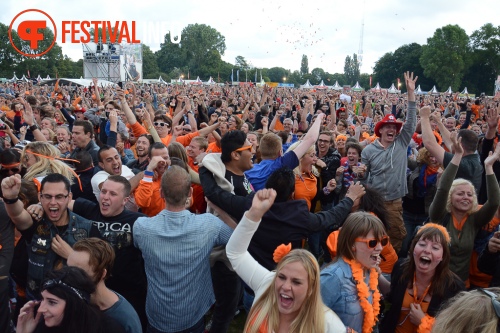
[
  {"xmin": 431, "ymin": 288, "xmax": 500, "ymax": 333},
  {"xmin": 226, "ymin": 189, "xmax": 346, "ymax": 333},
  {"xmin": 21, "ymin": 141, "xmax": 75, "ymax": 189}
]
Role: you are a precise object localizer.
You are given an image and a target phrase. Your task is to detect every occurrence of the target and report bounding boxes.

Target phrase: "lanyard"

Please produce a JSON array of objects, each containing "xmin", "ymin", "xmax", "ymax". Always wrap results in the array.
[{"xmin": 412, "ymin": 273, "xmax": 431, "ymax": 304}]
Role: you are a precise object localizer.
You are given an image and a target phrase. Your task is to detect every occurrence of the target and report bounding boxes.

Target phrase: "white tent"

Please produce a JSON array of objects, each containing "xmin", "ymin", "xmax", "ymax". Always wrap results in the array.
[
  {"xmin": 331, "ymin": 81, "xmax": 342, "ymax": 91},
  {"xmin": 445, "ymin": 86, "xmax": 453, "ymax": 94},
  {"xmin": 352, "ymin": 81, "xmax": 363, "ymax": 91},
  {"xmin": 300, "ymin": 79, "xmax": 313, "ymax": 89},
  {"xmin": 36, "ymin": 75, "xmax": 42, "ymax": 82},
  {"xmin": 206, "ymin": 77, "xmax": 216, "ymax": 85},
  {"xmin": 191, "ymin": 76, "xmax": 203, "ymax": 85},
  {"xmin": 10, "ymin": 74, "xmax": 19, "ymax": 82},
  {"xmin": 387, "ymin": 83, "xmax": 401, "ymax": 94},
  {"xmin": 371, "ymin": 82, "xmax": 382, "ymax": 92},
  {"xmin": 314, "ymin": 80, "xmax": 327, "ymax": 90},
  {"xmin": 158, "ymin": 76, "xmax": 167, "ymax": 84},
  {"xmin": 429, "ymin": 85, "xmax": 439, "ymax": 95},
  {"xmin": 415, "ymin": 85, "xmax": 425, "ymax": 95},
  {"xmin": 45, "ymin": 75, "xmax": 51, "ymax": 80},
  {"xmin": 461, "ymin": 87, "xmax": 469, "ymax": 95}
]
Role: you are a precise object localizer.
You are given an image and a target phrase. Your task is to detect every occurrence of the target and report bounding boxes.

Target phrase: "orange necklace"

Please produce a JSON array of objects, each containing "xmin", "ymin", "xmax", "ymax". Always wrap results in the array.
[{"xmin": 343, "ymin": 257, "xmax": 381, "ymax": 333}]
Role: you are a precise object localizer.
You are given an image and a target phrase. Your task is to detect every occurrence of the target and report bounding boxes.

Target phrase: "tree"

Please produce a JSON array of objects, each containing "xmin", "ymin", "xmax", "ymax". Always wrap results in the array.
[
  {"xmin": 470, "ymin": 23, "xmax": 500, "ymax": 75},
  {"xmin": 267, "ymin": 67, "xmax": 288, "ymax": 82},
  {"xmin": 420, "ymin": 24, "xmax": 470, "ymax": 91},
  {"xmin": 0, "ymin": 22, "xmax": 22, "ymax": 78},
  {"xmin": 142, "ymin": 44, "xmax": 159, "ymax": 79},
  {"xmin": 311, "ymin": 67, "xmax": 325, "ymax": 84},
  {"xmin": 344, "ymin": 54, "xmax": 360, "ymax": 85},
  {"xmin": 235, "ymin": 56, "xmax": 249, "ymax": 70},
  {"xmin": 373, "ymin": 52, "xmax": 398, "ymax": 88},
  {"xmin": 300, "ymin": 55, "xmax": 309, "ymax": 75},
  {"xmin": 156, "ymin": 24, "xmax": 225, "ymax": 79}
]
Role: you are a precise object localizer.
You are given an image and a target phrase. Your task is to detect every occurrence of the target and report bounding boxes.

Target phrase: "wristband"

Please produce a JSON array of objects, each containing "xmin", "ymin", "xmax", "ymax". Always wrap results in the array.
[
  {"xmin": 29, "ymin": 124, "xmax": 39, "ymax": 132},
  {"xmin": 3, "ymin": 196, "xmax": 19, "ymax": 204},
  {"xmin": 323, "ymin": 186, "xmax": 331, "ymax": 195}
]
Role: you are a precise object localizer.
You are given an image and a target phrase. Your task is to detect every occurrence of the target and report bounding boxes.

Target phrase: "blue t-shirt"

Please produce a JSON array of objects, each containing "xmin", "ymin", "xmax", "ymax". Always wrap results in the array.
[{"xmin": 244, "ymin": 151, "xmax": 299, "ymax": 190}]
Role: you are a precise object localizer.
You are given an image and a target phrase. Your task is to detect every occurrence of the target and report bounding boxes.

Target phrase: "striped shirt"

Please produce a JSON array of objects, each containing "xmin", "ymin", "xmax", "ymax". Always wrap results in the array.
[{"xmin": 133, "ymin": 209, "xmax": 233, "ymax": 332}]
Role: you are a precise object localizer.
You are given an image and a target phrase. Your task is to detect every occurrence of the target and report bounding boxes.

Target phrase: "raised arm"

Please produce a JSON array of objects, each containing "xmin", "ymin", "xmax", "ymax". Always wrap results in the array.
[
  {"xmin": 291, "ymin": 113, "xmax": 325, "ymax": 159},
  {"xmin": 420, "ymin": 106, "xmax": 445, "ymax": 165},
  {"xmin": 1, "ymin": 174, "xmax": 34, "ymax": 231}
]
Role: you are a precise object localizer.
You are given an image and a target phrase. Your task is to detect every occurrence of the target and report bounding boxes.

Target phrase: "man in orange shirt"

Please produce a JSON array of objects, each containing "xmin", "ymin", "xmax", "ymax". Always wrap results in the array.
[
  {"xmin": 135, "ymin": 142, "xmax": 171, "ymax": 217},
  {"xmin": 186, "ymin": 136, "xmax": 208, "ymax": 213}
]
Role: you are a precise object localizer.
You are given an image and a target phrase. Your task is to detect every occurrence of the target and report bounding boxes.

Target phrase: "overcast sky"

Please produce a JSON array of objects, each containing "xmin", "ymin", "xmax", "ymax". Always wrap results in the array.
[{"xmin": 3, "ymin": 0, "xmax": 500, "ymax": 75}]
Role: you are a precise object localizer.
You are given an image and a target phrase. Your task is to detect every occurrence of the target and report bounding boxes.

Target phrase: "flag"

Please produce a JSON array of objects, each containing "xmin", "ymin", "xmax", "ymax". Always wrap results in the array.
[
  {"xmin": 231, "ymin": 69, "xmax": 234, "ymax": 82},
  {"xmin": 255, "ymin": 69, "xmax": 257, "ymax": 83},
  {"xmin": 369, "ymin": 76, "xmax": 372, "ymax": 87},
  {"xmin": 236, "ymin": 70, "xmax": 239, "ymax": 82},
  {"xmin": 27, "ymin": 70, "xmax": 30, "ymax": 78}
]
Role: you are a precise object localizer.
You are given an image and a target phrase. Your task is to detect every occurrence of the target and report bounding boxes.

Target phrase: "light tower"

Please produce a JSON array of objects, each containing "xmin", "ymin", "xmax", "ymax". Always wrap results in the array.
[{"xmin": 358, "ymin": 0, "xmax": 366, "ymax": 69}]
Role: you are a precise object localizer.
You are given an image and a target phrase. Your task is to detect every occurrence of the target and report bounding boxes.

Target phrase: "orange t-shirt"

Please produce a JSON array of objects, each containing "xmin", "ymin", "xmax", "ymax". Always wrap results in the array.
[
  {"xmin": 207, "ymin": 141, "xmax": 221, "ymax": 153},
  {"xmin": 294, "ymin": 173, "xmax": 317, "ymax": 211}
]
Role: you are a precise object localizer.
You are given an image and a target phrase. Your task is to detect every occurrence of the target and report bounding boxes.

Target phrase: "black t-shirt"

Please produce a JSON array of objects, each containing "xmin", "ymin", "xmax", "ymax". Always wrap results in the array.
[
  {"xmin": 225, "ymin": 170, "xmax": 253, "ymax": 197},
  {"xmin": 73, "ymin": 198, "xmax": 147, "ymax": 295}
]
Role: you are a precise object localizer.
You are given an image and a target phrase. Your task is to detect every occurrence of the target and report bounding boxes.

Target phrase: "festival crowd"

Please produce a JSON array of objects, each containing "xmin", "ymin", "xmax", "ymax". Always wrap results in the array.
[{"xmin": 1, "ymin": 71, "xmax": 500, "ymax": 333}]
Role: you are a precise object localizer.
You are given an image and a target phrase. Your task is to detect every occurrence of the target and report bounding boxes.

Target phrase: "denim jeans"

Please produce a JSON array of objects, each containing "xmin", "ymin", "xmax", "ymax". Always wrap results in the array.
[
  {"xmin": 147, "ymin": 317, "xmax": 204, "ymax": 333},
  {"xmin": 400, "ymin": 210, "xmax": 428, "ymax": 257}
]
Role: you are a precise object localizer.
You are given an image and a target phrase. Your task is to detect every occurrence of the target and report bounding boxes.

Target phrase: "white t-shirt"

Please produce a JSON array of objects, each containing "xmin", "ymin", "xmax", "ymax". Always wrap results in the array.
[{"xmin": 91, "ymin": 165, "xmax": 135, "ymax": 200}]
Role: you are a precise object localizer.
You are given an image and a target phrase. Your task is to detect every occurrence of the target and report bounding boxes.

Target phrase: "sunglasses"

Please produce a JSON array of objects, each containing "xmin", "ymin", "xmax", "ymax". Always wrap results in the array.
[
  {"xmin": 234, "ymin": 145, "xmax": 252, "ymax": 152},
  {"xmin": 1, "ymin": 167, "xmax": 20, "ymax": 173},
  {"xmin": 154, "ymin": 122, "xmax": 170, "ymax": 127},
  {"xmin": 182, "ymin": 128, "xmax": 192, "ymax": 132},
  {"xmin": 355, "ymin": 236, "xmax": 389, "ymax": 248},
  {"xmin": 479, "ymin": 289, "xmax": 500, "ymax": 318}
]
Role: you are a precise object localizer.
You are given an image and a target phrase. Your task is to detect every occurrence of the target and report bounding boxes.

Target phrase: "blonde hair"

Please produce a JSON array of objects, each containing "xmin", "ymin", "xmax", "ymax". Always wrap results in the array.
[
  {"xmin": 446, "ymin": 178, "xmax": 478, "ymax": 214},
  {"xmin": 285, "ymin": 141, "xmax": 319, "ymax": 177},
  {"xmin": 22, "ymin": 142, "xmax": 74, "ymax": 183},
  {"xmin": 432, "ymin": 288, "xmax": 500, "ymax": 333},
  {"xmin": 244, "ymin": 249, "xmax": 325, "ymax": 333}
]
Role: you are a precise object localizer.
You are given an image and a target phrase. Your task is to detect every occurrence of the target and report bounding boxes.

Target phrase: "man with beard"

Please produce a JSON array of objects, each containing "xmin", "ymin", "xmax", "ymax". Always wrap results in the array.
[
  {"xmin": 127, "ymin": 134, "xmax": 153, "ymax": 174},
  {"xmin": 361, "ymin": 71, "xmax": 418, "ymax": 253},
  {"xmin": 1, "ymin": 173, "xmax": 100, "ymax": 299},
  {"xmin": 135, "ymin": 142, "xmax": 171, "ymax": 217}
]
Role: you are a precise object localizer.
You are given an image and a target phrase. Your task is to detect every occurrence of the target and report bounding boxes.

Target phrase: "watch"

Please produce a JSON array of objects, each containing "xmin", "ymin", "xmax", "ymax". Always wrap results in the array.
[{"xmin": 29, "ymin": 124, "xmax": 39, "ymax": 131}]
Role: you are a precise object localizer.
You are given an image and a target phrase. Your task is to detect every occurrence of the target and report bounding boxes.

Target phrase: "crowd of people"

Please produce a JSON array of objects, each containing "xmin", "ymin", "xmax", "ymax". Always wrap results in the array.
[{"xmin": 0, "ymin": 71, "xmax": 500, "ymax": 333}]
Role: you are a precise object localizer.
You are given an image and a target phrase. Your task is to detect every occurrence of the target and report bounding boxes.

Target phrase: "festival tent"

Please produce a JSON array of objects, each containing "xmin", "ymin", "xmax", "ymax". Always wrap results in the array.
[
  {"xmin": 429, "ymin": 85, "xmax": 439, "ymax": 95},
  {"xmin": 205, "ymin": 77, "xmax": 216, "ymax": 85},
  {"xmin": 461, "ymin": 87, "xmax": 469, "ymax": 95},
  {"xmin": 45, "ymin": 75, "xmax": 51, "ymax": 80},
  {"xmin": 159, "ymin": 76, "xmax": 168, "ymax": 84},
  {"xmin": 9, "ymin": 74, "xmax": 19, "ymax": 82},
  {"xmin": 387, "ymin": 83, "xmax": 401, "ymax": 94},
  {"xmin": 314, "ymin": 80, "xmax": 328, "ymax": 90},
  {"xmin": 38, "ymin": 78, "xmax": 117, "ymax": 87},
  {"xmin": 444, "ymin": 86, "xmax": 453, "ymax": 94},
  {"xmin": 190, "ymin": 76, "xmax": 203, "ymax": 85},
  {"xmin": 371, "ymin": 82, "xmax": 382, "ymax": 92},
  {"xmin": 415, "ymin": 85, "xmax": 426, "ymax": 95},
  {"xmin": 36, "ymin": 75, "xmax": 42, "ymax": 82},
  {"xmin": 352, "ymin": 82, "xmax": 363, "ymax": 92},
  {"xmin": 331, "ymin": 81, "xmax": 342, "ymax": 91},
  {"xmin": 300, "ymin": 79, "xmax": 313, "ymax": 89}
]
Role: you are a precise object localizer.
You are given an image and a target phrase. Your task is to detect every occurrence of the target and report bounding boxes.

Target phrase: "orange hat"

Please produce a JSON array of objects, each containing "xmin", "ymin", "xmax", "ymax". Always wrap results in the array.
[
  {"xmin": 374, "ymin": 114, "xmax": 402, "ymax": 137},
  {"xmin": 336, "ymin": 134, "xmax": 347, "ymax": 141}
]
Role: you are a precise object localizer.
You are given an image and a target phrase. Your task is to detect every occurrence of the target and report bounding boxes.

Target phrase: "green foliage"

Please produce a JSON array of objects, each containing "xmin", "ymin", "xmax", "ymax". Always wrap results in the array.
[
  {"xmin": 267, "ymin": 67, "xmax": 288, "ymax": 83},
  {"xmin": 311, "ymin": 68, "xmax": 325, "ymax": 83},
  {"xmin": 344, "ymin": 54, "xmax": 360, "ymax": 85},
  {"xmin": 300, "ymin": 55, "xmax": 309, "ymax": 75},
  {"xmin": 373, "ymin": 43, "xmax": 434, "ymax": 90},
  {"xmin": 420, "ymin": 24, "xmax": 470, "ymax": 91}
]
